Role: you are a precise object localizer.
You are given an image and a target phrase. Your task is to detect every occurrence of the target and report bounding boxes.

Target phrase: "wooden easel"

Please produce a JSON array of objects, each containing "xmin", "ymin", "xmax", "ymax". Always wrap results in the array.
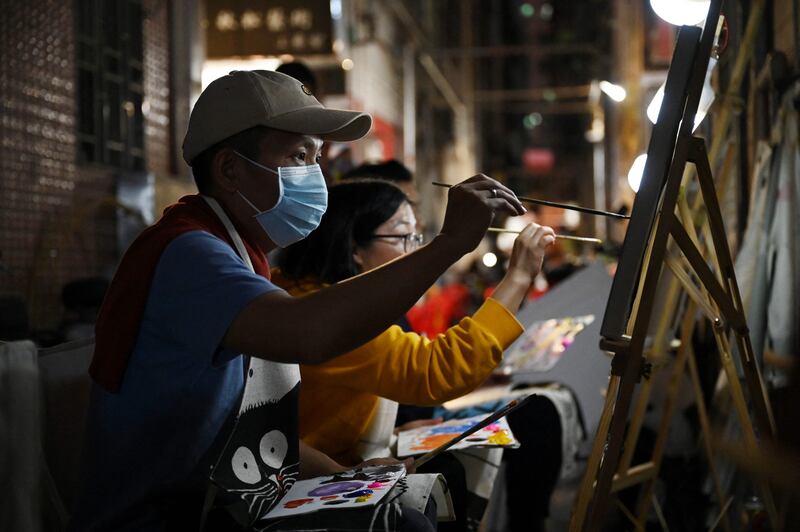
[{"xmin": 569, "ymin": 2, "xmax": 777, "ymax": 529}]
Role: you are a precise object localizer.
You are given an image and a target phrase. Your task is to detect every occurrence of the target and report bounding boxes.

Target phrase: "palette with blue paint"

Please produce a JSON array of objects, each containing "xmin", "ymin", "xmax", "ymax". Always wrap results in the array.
[{"xmin": 261, "ymin": 463, "xmax": 406, "ymax": 519}]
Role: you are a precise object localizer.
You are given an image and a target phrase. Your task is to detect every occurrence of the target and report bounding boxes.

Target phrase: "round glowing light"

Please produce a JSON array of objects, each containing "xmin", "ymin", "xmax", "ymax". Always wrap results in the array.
[
  {"xmin": 563, "ymin": 209, "xmax": 581, "ymax": 230},
  {"xmin": 649, "ymin": 0, "xmax": 710, "ymax": 26},
  {"xmin": 341, "ymin": 58, "xmax": 354, "ymax": 71},
  {"xmin": 628, "ymin": 154, "xmax": 648, "ymax": 193},
  {"xmin": 330, "ymin": 0, "xmax": 343, "ymax": 19},
  {"xmin": 496, "ymin": 217, "xmax": 530, "ymax": 253},
  {"xmin": 599, "ymin": 81, "xmax": 627, "ymax": 102},
  {"xmin": 523, "ymin": 112, "xmax": 543, "ymax": 129},
  {"xmin": 482, "ymin": 252, "xmax": 498, "ymax": 268},
  {"xmin": 520, "ymin": 3, "xmax": 535, "ymax": 17}
]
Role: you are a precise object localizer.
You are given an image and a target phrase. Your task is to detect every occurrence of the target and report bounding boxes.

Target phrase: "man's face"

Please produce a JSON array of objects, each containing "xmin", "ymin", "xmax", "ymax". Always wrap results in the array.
[
  {"xmin": 216, "ymin": 129, "xmax": 324, "ymax": 251},
  {"xmin": 238, "ymin": 130, "xmax": 324, "ymax": 212}
]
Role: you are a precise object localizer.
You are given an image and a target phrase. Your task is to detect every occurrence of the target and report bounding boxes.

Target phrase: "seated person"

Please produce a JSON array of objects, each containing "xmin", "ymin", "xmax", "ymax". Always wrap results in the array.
[
  {"xmin": 273, "ymin": 179, "xmax": 558, "ymax": 530},
  {"xmin": 70, "ymin": 70, "xmax": 527, "ymax": 532}
]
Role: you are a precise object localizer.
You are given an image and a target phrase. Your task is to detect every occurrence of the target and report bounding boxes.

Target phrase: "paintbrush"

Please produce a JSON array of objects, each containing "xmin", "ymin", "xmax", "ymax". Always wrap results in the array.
[
  {"xmin": 487, "ymin": 227, "xmax": 602, "ymax": 245},
  {"xmin": 411, "ymin": 394, "xmax": 536, "ymax": 469},
  {"xmin": 431, "ymin": 181, "xmax": 630, "ymax": 220}
]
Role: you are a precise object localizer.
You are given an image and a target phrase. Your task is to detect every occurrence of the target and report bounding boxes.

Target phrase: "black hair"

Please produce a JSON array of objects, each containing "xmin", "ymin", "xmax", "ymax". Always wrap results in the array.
[
  {"xmin": 189, "ymin": 126, "xmax": 271, "ymax": 194},
  {"xmin": 278, "ymin": 180, "xmax": 409, "ymax": 284},
  {"xmin": 276, "ymin": 61, "xmax": 318, "ymax": 94},
  {"xmin": 341, "ymin": 160, "xmax": 413, "ymax": 184}
]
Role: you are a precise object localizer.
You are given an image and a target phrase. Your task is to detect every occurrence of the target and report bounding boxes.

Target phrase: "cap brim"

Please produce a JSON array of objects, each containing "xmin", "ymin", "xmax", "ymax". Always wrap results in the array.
[{"xmin": 265, "ymin": 107, "xmax": 372, "ymax": 142}]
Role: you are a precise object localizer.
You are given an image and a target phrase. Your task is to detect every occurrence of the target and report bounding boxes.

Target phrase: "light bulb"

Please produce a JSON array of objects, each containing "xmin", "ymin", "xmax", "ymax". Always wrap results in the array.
[
  {"xmin": 482, "ymin": 252, "xmax": 498, "ymax": 268},
  {"xmin": 649, "ymin": 0, "xmax": 710, "ymax": 26},
  {"xmin": 628, "ymin": 154, "xmax": 648, "ymax": 193},
  {"xmin": 647, "ymin": 57, "xmax": 716, "ymax": 132},
  {"xmin": 599, "ymin": 81, "xmax": 627, "ymax": 102},
  {"xmin": 496, "ymin": 217, "xmax": 529, "ymax": 253}
]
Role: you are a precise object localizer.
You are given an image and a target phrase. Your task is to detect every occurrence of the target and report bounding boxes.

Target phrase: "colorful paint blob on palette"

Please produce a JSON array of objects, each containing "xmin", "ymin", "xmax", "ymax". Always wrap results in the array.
[
  {"xmin": 263, "ymin": 463, "xmax": 406, "ymax": 519},
  {"xmin": 283, "ymin": 498, "xmax": 313, "ymax": 509},
  {"xmin": 487, "ymin": 430, "xmax": 513, "ymax": 445},
  {"xmin": 397, "ymin": 413, "xmax": 518, "ymax": 456},
  {"xmin": 411, "ymin": 433, "xmax": 455, "ymax": 451}
]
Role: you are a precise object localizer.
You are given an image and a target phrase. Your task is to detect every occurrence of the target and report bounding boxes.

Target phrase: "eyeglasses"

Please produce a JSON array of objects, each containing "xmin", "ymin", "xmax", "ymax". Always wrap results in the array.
[{"xmin": 371, "ymin": 233, "xmax": 425, "ymax": 252}]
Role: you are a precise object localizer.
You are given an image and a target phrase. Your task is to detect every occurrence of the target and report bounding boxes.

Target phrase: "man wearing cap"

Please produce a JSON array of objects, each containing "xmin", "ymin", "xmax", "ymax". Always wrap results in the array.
[{"xmin": 70, "ymin": 71, "xmax": 526, "ymax": 531}]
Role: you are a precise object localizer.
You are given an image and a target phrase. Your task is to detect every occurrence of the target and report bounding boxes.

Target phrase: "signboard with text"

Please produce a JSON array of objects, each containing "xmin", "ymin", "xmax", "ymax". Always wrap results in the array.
[{"xmin": 206, "ymin": 0, "xmax": 333, "ymax": 58}]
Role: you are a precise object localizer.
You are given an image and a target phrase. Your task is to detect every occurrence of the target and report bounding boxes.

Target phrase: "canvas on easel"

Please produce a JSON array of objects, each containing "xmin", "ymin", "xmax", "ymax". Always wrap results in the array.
[{"xmin": 569, "ymin": 0, "xmax": 778, "ymax": 529}]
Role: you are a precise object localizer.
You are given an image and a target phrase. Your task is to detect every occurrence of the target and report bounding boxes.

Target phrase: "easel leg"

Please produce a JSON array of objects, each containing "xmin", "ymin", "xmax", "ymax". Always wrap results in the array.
[
  {"xmin": 691, "ymin": 137, "xmax": 777, "ymax": 438},
  {"xmin": 686, "ymin": 344, "xmax": 732, "ymax": 532},
  {"xmin": 714, "ymin": 330, "xmax": 779, "ymax": 525},
  {"xmin": 570, "ymin": 376, "xmax": 620, "ymax": 531},
  {"xmin": 690, "ymin": 138, "xmax": 779, "ymax": 524},
  {"xmin": 587, "ymin": 356, "xmax": 644, "ymax": 526},
  {"xmin": 633, "ymin": 305, "xmax": 697, "ymax": 524},
  {"xmin": 618, "ymin": 373, "xmax": 654, "ymax": 475}
]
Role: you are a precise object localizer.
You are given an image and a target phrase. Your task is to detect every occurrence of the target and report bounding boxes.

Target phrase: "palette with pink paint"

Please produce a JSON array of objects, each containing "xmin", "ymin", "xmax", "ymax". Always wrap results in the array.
[
  {"xmin": 396, "ymin": 414, "xmax": 519, "ymax": 457},
  {"xmin": 261, "ymin": 464, "xmax": 406, "ymax": 519}
]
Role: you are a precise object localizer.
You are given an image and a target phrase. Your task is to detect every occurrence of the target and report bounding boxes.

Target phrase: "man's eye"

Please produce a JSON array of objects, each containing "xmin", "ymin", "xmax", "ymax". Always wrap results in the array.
[{"xmin": 294, "ymin": 153, "xmax": 306, "ymax": 161}]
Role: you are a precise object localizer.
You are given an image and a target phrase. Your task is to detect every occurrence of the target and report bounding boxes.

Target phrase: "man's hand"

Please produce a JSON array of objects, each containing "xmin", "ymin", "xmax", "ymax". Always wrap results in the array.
[
  {"xmin": 505, "ymin": 223, "xmax": 555, "ymax": 287},
  {"xmin": 439, "ymin": 174, "xmax": 526, "ymax": 256}
]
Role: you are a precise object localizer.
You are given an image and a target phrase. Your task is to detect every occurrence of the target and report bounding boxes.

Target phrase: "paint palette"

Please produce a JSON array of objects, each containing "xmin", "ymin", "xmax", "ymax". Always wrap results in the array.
[
  {"xmin": 396, "ymin": 414, "xmax": 519, "ymax": 457},
  {"xmin": 498, "ymin": 314, "xmax": 595, "ymax": 374},
  {"xmin": 261, "ymin": 464, "xmax": 406, "ymax": 520}
]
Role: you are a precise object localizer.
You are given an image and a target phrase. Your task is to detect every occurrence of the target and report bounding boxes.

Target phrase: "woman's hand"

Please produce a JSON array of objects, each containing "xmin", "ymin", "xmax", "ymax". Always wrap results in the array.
[
  {"xmin": 506, "ymin": 223, "xmax": 556, "ymax": 287},
  {"xmin": 490, "ymin": 223, "xmax": 555, "ymax": 314}
]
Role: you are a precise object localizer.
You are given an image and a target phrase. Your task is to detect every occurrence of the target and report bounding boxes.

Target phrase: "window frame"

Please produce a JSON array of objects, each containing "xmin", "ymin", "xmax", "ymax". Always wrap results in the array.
[{"xmin": 75, "ymin": 0, "xmax": 146, "ymax": 171}]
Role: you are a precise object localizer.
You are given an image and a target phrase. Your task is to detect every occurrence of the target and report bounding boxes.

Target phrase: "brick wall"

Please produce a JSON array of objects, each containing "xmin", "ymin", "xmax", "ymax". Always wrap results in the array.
[{"xmin": 0, "ymin": 0, "xmax": 175, "ymax": 332}]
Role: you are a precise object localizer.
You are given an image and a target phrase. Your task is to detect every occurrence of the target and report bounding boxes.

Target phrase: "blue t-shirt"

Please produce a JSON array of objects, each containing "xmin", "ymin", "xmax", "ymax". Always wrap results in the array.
[{"xmin": 71, "ymin": 231, "xmax": 281, "ymax": 531}]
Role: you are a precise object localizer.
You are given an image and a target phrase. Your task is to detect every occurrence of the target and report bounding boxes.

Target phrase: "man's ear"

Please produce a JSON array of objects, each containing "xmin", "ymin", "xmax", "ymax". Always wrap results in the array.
[{"xmin": 212, "ymin": 148, "xmax": 240, "ymax": 193}]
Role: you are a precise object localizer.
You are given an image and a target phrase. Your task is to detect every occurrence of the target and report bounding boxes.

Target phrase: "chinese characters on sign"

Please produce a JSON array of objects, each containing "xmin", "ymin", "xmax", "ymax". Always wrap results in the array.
[{"xmin": 206, "ymin": 0, "xmax": 333, "ymax": 58}]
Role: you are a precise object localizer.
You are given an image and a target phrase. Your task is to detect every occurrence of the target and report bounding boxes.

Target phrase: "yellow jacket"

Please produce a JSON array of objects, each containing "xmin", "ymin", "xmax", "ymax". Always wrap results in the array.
[{"xmin": 271, "ymin": 269, "xmax": 524, "ymax": 465}]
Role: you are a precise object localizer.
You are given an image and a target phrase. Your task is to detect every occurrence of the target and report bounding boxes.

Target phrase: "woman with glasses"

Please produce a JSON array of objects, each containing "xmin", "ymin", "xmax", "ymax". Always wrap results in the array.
[{"xmin": 274, "ymin": 179, "xmax": 556, "ymax": 531}]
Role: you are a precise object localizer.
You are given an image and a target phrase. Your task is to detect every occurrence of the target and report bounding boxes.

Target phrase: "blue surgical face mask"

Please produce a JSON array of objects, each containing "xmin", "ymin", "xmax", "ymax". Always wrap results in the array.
[{"xmin": 234, "ymin": 151, "xmax": 328, "ymax": 248}]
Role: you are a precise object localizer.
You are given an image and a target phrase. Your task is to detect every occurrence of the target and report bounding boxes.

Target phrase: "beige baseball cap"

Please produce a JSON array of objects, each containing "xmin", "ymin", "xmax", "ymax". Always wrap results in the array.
[{"xmin": 182, "ymin": 70, "xmax": 372, "ymax": 164}]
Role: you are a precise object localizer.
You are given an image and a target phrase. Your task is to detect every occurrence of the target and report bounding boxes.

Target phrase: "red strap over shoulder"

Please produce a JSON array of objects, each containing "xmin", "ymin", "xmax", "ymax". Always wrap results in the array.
[{"xmin": 90, "ymin": 195, "xmax": 270, "ymax": 392}]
